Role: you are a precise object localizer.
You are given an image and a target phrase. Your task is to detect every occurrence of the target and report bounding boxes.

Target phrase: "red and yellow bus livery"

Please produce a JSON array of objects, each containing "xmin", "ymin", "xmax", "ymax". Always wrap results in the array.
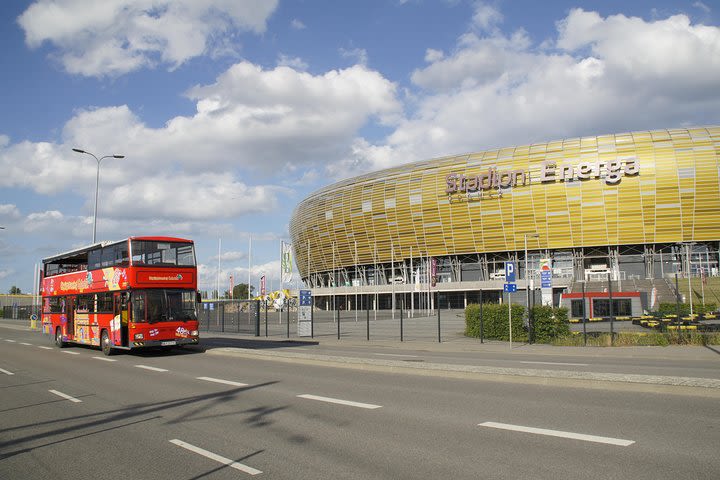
[{"xmin": 41, "ymin": 236, "xmax": 200, "ymax": 355}]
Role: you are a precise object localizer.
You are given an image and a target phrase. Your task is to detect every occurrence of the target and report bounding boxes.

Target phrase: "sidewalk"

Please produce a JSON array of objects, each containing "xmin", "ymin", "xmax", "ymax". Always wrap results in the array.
[
  {"xmin": 200, "ymin": 328, "xmax": 720, "ymax": 394},
  {"xmin": 3, "ymin": 318, "xmax": 719, "ymax": 394}
]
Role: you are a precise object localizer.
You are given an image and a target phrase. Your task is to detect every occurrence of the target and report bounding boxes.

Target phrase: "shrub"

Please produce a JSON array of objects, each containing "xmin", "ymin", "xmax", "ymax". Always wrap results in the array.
[
  {"xmin": 657, "ymin": 302, "xmax": 717, "ymax": 317},
  {"xmin": 531, "ymin": 305, "xmax": 570, "ymax": 343},
  {"xmin": 552, "ymin": 331, "xmax": 720, "ymax": 346},
  {"xmin": 465, "ymin": 303, "xmax": 526, "ymax": 341}
]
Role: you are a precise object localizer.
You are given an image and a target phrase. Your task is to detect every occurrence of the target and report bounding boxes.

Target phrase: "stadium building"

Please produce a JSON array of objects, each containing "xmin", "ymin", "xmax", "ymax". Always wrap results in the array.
[{"xmin": 289, "ymin": 126, "xmax": 720, "ymax": 318}]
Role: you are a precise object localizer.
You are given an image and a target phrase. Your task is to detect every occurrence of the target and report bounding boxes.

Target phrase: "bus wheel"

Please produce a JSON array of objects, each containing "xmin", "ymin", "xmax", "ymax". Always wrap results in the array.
[
  {"xmin": 101, "ymin": 330, "xmax": 114, "ymax": 356},
  {"xmin": 55, "ymin": 328, "xmax": 66, "ymax": 348}
]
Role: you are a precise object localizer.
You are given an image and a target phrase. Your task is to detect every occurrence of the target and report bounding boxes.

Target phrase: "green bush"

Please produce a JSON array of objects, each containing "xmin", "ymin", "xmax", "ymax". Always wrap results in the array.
[
  {"xmin": 552, "ymin": 331, "xmax": 720, "ymax": 346},
  {"xmin": 657, "ymin": 302, "xmax": 717, "ymax": 317},
  {"xmin": 531, "ymin": 305, "xmax": 570, "ymax": 342},
  {"xmin": 465, "ymin": 303, "xmax": 526, "ymax": 341}
]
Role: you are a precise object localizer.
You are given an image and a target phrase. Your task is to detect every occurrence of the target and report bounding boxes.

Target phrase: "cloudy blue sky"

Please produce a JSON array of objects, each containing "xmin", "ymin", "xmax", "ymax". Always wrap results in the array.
[{"xmin": 1, "ymin": 0, "xmax": 718, "ymax": 295}]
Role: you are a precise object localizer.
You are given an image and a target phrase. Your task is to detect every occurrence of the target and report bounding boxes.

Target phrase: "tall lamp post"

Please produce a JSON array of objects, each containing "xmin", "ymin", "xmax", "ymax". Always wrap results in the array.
[
  {"xmin": 72, "ymin": 149, "xmax": 124, "ymax": 243},
  {"xmin": 524, "ymin": 233, "xmax": 539, "ymax": 342}
]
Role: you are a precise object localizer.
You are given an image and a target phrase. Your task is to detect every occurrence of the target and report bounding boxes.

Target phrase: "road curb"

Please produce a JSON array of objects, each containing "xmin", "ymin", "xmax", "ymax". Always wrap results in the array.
[{"xmin": 207, "ymin": 347, "xmax": 720, "ymax": 396}]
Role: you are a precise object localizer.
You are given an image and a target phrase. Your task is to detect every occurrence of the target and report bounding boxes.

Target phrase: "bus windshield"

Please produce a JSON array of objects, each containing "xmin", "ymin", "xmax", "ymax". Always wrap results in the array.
[
  {"xmin": 131, "ymin": 240, "xmax": 196, "ymax": 267},
  {"xmin": 131, "ymin": 289, "xmax": 197, "ymax": 323}
]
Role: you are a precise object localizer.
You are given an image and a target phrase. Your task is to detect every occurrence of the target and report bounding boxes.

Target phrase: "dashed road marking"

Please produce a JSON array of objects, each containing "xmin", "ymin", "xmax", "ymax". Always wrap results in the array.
[
  {"xmin": 297, "ymin": 394, "xmax": 382, "ymax": 410},
  {"xmin": 519, "ymin": 361, "xmax": 589, "ymax": 367},
  {"xmin": 135, "ymin": 365, "xmax": 168, "ymax": 372},
  {"xmin": 19, "ymin": 342, "xmax": 32, "ymax": 346},
  {"xmin": 0, "ymin": 368, "xmax": 14, "ymax": 375},
  {"xmin": 197, "ymin": 377, "xmax": 248, "ymax": 387},
  {"xmin": 374, "ymin": 353, "xmax": 420, "ymax": 358},
  {"xmin": 92, "ymin": 356, "xmax": 117, "ymax": 362},
  {"xmin": 62, "ymin": 351, "xmax": 80, "ymax": 355},
  {"xmin": 478, "ymin": 421, "xmax": 634, "ymax": 446},
  {"xmin": 38, "ymin": 346, "xmax": 53, "ymax": 350},
  {"xmin": 5, "ymin": 339, "xmax": 16, "ymax": 343},
  {"xmin": 170, "ymin": 439, "xmax": 262, "ymax": 475},
  {"xmin": 49, "ymin": 389, "xmax": 82, "ymax": 403}
]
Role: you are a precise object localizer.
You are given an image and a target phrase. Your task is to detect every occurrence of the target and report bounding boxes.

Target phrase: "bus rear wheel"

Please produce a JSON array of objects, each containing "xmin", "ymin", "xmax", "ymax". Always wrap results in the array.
[
  {"xmin": 55, "ymin": 328, "xmax": 66, "ymax": 348},
  {"xmin": 101, "ymin": 330, "xmax": 114, "ymax": 356}
]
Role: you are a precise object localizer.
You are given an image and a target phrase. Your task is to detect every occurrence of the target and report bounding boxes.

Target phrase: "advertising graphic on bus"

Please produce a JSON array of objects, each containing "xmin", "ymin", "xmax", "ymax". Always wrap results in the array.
[{"xmin": 41, "ymin": 236, "xmax": 200, "ymax": 355}]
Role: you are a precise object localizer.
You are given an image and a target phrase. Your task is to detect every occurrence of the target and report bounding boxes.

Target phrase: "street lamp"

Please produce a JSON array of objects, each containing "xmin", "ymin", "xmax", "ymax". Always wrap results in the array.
[
  {"xmin": 524, "ymin": 233, "xmax": 540, "ymax": 342},
  {"xmin": 72, "ymin": 148, "xmax": 124, "ymax": 243}
]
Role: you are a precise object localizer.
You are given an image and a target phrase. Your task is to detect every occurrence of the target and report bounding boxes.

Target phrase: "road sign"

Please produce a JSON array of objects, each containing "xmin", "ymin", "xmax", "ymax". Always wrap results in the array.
[
  {"xmin": 505, "ymin": 262, "xmax": 516, "ymax": 282},
  {"xmin": 541, "ymin": 271, "xmax": 552, "ymax": 288},
  {"xmin": 504, "ymin": 283, "xmax": 517, "ymax": 293},
  {"xmin": 298, "ymin": 290, "xmax": 312, "ymax": 337},
  {"xmin": 299, "ymin": 289, "xmax": 312, "ymax": 306}
]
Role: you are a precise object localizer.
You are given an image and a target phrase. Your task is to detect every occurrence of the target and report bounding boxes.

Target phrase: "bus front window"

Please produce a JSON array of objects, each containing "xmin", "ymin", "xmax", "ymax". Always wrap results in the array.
[{"xmin": 135, "ymin": 290, "xmax": 197, "ymax": 323}]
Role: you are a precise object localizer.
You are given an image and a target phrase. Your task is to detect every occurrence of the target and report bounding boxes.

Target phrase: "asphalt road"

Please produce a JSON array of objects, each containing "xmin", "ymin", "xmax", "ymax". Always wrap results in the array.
[{"xmin": 1, "ymin": 325, "xmax": 719, "ymax": 479}]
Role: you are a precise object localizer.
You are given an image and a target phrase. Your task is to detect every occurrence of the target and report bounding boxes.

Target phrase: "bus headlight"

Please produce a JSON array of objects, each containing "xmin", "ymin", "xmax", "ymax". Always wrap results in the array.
[
  {"xmin": 191, "ymin": 330, "xmax": 198, "ymax": 336},
  {"xmin": 134, "ymin": 333, "xmax": 144, "ymax": 340}
]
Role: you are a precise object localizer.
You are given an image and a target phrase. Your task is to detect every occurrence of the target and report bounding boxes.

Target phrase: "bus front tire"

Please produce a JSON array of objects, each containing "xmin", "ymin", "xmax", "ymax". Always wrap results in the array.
[
  {"xmin": 101, "ymin": 330, "xmax": 114, "ymax": 356},
  {"xmin": 55, "ymin": 328, "xmax": 65, "ymax": 348}
]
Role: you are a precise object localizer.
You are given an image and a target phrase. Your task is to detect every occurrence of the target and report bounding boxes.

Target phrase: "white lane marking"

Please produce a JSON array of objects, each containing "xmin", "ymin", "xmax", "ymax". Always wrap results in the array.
[
  {"xmin": 0, "ymin": 368, "xmax": 14, "ymax": 375},
  {"xmin": 20, "ymin": 342, "xmax": 32, "ymax": 346},
  {"xmin": 478, "ymin": 422, "xmax": 634, "ymax": 446},
  {"xmin": 297, "ymin": 394, "xmax": 382, "ymax": 410},
  {"xmin": 135, "ymin": 365, "xmax": 168, "ymax": 372},
  {"xmin": 5, "ymin": 339, "xmax": 16, "ymax": 343},
  {"xmin": 38, "ymin": 346, "xmax": 53, "ymax": 350},
  {"xmin": 170, "ymin": 439, "xmax": 262, "ymax": 476},
  {"xmin": 374, "ymin": 353, "xmax": 420, "ymax": 358},
  {"xmin": 197, "ymin": 377, "xmax": 248, "ymax": 387},
  {"xmin": 49, "ymin": 389, "xmax": 82, "ymax": 403},
  {"xmin": 92, "ymin": 356, "xmax": 117, "ymax": 362},
  {"xmin": 62, "ymin": 351, "xmax": 80, "ymax": 355},
  {"xmin": 520, "ymin": 361, "xmax": 589, "ymax": 367}
]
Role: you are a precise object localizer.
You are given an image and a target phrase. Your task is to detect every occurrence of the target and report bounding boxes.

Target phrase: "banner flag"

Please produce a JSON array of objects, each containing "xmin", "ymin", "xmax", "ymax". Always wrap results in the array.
[
  {"xmin": 260, "ymin": 275, "xmax": 266, "ymax": 296},
  {"xmin": 281, "ymin": 242, "xmax": 293, "ymax": 283}
]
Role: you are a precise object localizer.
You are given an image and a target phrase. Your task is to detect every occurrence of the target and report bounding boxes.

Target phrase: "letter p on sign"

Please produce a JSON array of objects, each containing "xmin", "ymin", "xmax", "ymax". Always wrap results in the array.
[{"xmin": 505, "ymin": 262, "xmax": 516, "ymax": 282}]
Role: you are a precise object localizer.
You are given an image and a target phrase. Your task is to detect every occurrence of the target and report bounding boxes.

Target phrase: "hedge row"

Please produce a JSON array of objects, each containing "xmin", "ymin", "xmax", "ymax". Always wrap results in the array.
[
  {"xmin": 465, "ymin": 303, "xmax": 570, "ymax": 343},
  {"xmin": 656, "ymin": 302, "xmax": 717, "ymax": 317}
]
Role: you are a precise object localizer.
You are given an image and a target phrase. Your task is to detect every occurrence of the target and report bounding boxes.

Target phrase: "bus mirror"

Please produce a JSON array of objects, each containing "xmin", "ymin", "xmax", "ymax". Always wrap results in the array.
[{"xmin": 196, "ymin": 291, "xmax": 202, "ymax": 304}]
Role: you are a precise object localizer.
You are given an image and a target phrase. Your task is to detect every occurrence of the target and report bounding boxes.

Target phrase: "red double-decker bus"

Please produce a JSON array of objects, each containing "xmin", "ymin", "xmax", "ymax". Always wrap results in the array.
[{"xmin": 41, "ymin": 236, "xmax": 200, "ymax": 355}]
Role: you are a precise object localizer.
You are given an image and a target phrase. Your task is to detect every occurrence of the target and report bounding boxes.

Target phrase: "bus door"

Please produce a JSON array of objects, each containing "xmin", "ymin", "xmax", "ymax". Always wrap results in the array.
[
  {"xmin": 113, "ymin": 292, "xmax": 129, "ymax": 347},
  {"xmin": 64, "ymin": 296, "xmax": 75, "ymax": 338}
]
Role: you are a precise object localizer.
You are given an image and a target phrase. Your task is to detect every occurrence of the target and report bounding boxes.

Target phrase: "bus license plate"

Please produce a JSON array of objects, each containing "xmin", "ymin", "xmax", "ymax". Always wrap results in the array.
[{"xmin": 161, "ymin": 341, "xmax": 177, "ymax": 346}]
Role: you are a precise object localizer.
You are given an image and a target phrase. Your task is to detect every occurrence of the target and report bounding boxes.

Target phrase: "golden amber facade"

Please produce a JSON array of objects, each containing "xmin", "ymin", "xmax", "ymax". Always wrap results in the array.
[{"xmin": 289, "ymin": 126, "xmax": 720, "ymax": 278}]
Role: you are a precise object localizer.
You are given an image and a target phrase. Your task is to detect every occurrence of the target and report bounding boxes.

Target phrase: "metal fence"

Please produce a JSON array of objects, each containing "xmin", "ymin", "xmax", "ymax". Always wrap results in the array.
[{"xmin": 224, "ymin": 303, "xmax": 470, "ymax": 343}]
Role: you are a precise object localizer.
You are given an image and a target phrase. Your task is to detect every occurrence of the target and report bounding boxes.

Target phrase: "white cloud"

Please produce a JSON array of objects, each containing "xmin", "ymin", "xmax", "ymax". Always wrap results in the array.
[
  {"xmin": 25, "ymin": 210, "xmax": 65, "ymax": 232},
  {"xmin": 471, "ymin": 2, "xmax": 503, "ymax": 32},
  {"xmin": 339, "ymin": 47, "xmax": 369, "ymax": 66},
  {"xmin": 103, "ymin": 173, "xmax": 280, "ymax": 221},
  {"xmin": 0, "ymin": 61, "xmax": 401, "ymax": 223},
  {"xmin": 348, "ymin": 7, "xmax": 720, "ymax": 173},
  {"xmin": 693, "ymin": 2, "xmax": 711, "ymax": 14},
  {"xmin": 277, "ymin": 54, "xmax": 309, "ymax": 71},
  {"xmin": 17, "ymin": 0, "xmax": 279, "ymax": 77},
  {"xmin": 0, "ymin": 204, "xmax": 21, "ymax": 219},
  {"xmin": 291, "ymin": 18, "xmax": 306, "ymax": 30},
  {"xmin": 424, "ymin": 48, "xmax": 444, "ymax": 63}
]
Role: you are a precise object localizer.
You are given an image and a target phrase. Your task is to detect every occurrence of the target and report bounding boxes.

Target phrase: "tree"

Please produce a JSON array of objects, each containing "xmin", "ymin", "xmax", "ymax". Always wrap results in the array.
[
  {"xmin": 231, "ymin": 283, "xmax": 255, "ymax": 299},
  {"xmin": 9, "ymin": 286, "xmax": 21, "ymax": 294}
]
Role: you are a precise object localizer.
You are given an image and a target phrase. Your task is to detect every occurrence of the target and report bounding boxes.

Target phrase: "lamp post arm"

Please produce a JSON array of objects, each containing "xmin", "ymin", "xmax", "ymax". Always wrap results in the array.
[{"xmin": 72, "ymin": 149, "xmax": 124, "ymax": 243}]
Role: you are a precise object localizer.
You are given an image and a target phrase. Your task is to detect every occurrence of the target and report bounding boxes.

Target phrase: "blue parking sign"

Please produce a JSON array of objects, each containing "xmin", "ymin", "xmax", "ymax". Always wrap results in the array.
[{"xmin": 505, "ymin": 262, "xmax": 516, "ymax": 282}]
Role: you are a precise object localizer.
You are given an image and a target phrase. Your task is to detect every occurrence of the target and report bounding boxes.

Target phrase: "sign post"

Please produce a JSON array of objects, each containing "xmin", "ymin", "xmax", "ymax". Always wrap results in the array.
[
  {"xmin": 298, "ymin": 290, "xmax": 312, "ymax": 337},
  {"xmin": 505, "ymin": 262, "xmax": 516, "ymax": 349},
  {"xmin": 540, "ymin": 258, "xmax": 553, "ymax": 306}
]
